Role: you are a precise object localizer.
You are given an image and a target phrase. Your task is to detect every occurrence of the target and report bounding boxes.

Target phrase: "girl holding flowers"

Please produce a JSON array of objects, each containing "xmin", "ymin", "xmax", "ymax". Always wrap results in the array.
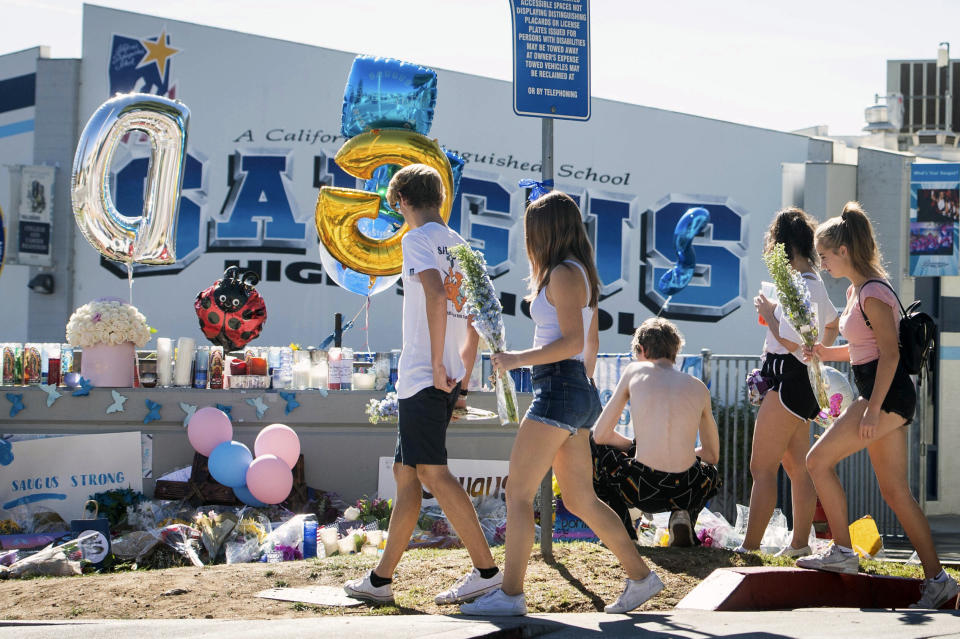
[
  {"xmin": 461, "ymin": 191, "xmax": 659, "ymax": 616},
  {"xmin": 739, "ymin": 208, "xmax": 838, "ymax": 556},
  {"xmin": 796, "ymin": 202, "xmax": 957, "ymax": 609}
]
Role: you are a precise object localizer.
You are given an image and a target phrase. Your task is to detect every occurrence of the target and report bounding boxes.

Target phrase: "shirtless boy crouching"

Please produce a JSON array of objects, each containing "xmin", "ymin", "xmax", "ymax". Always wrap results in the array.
[{"xmin": 591, "ymin": 318, "xmax": 721, "ymax": 546}]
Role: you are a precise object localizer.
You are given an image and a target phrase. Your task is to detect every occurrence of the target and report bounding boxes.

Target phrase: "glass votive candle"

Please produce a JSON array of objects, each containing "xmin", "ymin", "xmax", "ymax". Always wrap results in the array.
[
  {"xmin": 156, "ymin": 338, "xmax": 174, "ymax": 387},
  {"xmin": 173, "ymin": 337, "xmax": 196, "ymax": 387},
  {"xmin": 351, "ymin": 371, "xmax": 376, "ymax": 390}
]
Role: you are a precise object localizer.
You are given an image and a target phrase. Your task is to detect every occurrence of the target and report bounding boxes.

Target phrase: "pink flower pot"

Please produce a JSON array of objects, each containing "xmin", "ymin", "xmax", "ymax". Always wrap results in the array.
[{"xmin": 80, "ymin": 342, "xmax": 136, "ymax": 387}]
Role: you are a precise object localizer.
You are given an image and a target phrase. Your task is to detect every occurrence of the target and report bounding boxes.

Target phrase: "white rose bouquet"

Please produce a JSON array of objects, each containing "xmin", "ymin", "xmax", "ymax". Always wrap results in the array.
[{"xmin": 66, "ymin": 299, "xmax": 152, "ymax": 348}]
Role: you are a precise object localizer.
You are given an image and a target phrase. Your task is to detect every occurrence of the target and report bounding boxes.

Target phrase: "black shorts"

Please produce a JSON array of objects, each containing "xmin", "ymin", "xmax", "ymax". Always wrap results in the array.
[
  {"xmin": 761, "ymin": 353, "xmax": 820, "ymax": 420},
  {"xmin": 852, "ymin": 359, "xmax": 916, "ymax": 426},
  {"xmin": 394, "ymin": 383, "xmax": 460, "ymax": 467}
]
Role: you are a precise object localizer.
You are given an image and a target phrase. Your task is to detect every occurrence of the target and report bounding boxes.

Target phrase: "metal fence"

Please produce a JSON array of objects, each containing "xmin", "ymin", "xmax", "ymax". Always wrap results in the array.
[{"xmin": 700, "ymin": 350, "xmax": 922, "ymax": 538}]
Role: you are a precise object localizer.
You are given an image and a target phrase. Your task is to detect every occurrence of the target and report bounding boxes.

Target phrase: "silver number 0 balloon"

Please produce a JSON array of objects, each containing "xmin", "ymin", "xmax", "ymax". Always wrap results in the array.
[{"xmin": 71, "ymin": 93, "xmax": 190, "ymax": 265}]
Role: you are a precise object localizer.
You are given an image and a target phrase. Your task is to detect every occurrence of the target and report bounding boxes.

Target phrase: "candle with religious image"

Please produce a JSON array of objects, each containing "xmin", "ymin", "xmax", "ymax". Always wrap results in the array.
[{"xmin": 209, "ymin": 346, "xmax": 224, "ymax": 389}]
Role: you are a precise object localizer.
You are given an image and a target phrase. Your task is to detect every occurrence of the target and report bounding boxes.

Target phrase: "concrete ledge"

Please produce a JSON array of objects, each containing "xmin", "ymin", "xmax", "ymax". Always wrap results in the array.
[{"xmin": 677, "ymin": 567, "xmax": 959, "ymax": 611}]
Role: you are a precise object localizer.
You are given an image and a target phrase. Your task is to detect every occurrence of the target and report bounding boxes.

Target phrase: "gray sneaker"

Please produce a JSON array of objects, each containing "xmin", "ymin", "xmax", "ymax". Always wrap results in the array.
[
  {"xmin": 343, "ymin": 570, "xmax": 395, "ymax": 604},
  {"xmin": 459, "ymin": 587, "xmax": 527, "ymax": 616},
  {"xmin": 435, "ymin": 568, "xmax": 503, "ymax": 604},
  {"xmin": 605, "ymin": 572, "xmax": 664, "ymax": 614},
  {"xmin": 774, "ymin": 544, "xmax": 812, "ymax": 558},
  {"xmin": 795, "ymin": 545, "xmax": 859, "ymax": 574},
  {"xmin": 909, "ymin": 574, "xmax": 959, "ymax": 609},
  {"xmin": 668, "ymin": 510, "xmax": 694, "ymax": 547}
]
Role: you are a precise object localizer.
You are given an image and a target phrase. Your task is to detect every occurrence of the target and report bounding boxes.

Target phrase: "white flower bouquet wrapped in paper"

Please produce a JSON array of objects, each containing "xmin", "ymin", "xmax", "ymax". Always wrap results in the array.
[
  {"xmin": 66, "ymin": 299, "xmax": 152, "ymax": 348},
  {"xmin": 449, "ymin": 244, "xmax": 519, "ymax": 425}
]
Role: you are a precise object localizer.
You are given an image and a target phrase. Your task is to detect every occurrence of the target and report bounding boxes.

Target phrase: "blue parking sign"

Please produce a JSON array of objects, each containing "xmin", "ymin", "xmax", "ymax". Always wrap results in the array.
[{"xmin": 510, "ymin": 0, "xmax": 590, "ymax": 120}]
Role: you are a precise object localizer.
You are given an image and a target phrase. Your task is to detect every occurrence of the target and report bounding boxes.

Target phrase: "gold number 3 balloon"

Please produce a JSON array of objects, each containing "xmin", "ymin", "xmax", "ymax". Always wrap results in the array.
[
  {"xmin": 72, "ymin": 93, "xmax": 190, "ymax": 265},
  {"xmin": 315, "ymin": 129, "xmax": 454, "ymax": 277}
]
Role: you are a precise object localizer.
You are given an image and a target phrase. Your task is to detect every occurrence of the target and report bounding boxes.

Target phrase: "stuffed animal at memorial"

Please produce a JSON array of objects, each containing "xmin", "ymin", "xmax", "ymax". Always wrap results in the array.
[{"xmin": 194, "ymin": 267, "xmax": 267, "ymax": 350}]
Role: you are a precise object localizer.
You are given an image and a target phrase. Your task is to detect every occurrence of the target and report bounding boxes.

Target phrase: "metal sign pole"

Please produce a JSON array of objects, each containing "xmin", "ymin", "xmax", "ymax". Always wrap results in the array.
[{"xmin": 539, "ymin": 115, "xmax": 555, "ymax": 562}]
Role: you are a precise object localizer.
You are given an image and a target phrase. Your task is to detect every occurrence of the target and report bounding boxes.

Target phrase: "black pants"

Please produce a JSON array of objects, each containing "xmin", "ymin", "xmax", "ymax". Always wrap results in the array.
[{"xmin": 591, "ymin": 438, "xmax": 721, "ymax": 540}]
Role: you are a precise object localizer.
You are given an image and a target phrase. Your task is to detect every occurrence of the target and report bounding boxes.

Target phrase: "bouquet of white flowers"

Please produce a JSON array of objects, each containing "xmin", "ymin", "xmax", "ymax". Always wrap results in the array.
[
  {"xmin": 762, "ymin": 244, "xmax": 829, "ymax": 414},
  {"xmin": 66, "ymin": 299, "xmax": 152, "ymax": 348},
  {"xmin": 449, "ymin": 244, "xmax": 519, "ymax": 425},
  {"xmin": 366, "ymin": 392, "xmax": 399, "ymax": 424}
]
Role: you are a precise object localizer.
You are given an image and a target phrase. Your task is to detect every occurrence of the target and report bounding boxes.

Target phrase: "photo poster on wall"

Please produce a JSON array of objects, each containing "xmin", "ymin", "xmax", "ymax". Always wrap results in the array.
[{"xmin": 910, "ymin": 163, "xmax": 960, "ymax": 277}]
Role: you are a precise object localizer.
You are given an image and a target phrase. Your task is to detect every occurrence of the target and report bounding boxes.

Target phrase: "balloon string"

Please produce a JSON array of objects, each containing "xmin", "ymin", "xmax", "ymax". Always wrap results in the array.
[
  {"xmin": 126, "ymin": 263, "xmax": 134, "ymax": 307},
  {"xmin": 658, "ymin": 295, "xmax": 672, "ymax": 318},
  {"xmin": 364, "ymin": 297, "xmax": 371, "ymax": 353}
]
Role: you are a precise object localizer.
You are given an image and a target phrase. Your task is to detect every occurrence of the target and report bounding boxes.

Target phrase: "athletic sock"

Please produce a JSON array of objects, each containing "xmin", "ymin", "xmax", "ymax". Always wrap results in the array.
[
  {"xmin": 370, "ymin": 571, "xmax": 392, "ymax": 587},
  {"xmin": 478, "ymin": 566, "xmax": 499, "ymax": 579}
]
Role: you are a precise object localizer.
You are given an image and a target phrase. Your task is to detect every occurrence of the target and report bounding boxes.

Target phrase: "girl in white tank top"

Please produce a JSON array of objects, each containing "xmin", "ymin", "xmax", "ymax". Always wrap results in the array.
[{"xmin": 463, "ymin": 191, "xmax": 660, "ymax": 617}]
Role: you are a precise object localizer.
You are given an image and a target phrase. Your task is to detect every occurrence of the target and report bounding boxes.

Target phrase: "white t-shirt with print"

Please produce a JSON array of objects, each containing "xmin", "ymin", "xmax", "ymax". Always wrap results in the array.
[
  {"xmin": 763, "ymin": 272, "xmax": 839, "ymax": 360},
  {"xmin": 396, "ymin": 222, "xmax": 470, "ymax": 399}
]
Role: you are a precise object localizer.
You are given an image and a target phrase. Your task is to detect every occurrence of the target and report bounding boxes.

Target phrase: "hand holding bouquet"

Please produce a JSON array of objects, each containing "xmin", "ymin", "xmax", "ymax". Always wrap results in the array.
[{"xmin": 449, "ymin": 244, "xmax": 519, "ymax": 425}]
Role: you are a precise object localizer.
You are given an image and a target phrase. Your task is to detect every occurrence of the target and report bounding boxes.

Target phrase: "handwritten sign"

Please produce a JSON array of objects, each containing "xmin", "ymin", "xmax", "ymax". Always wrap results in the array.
[{"xmin": 0, "ymin": 432, "xmax": 143, "ymax": 522}]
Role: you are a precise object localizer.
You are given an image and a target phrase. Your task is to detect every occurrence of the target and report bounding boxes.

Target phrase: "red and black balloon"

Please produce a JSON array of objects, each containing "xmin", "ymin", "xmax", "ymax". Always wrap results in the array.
[{"xmin": 194, "ymin": 267, "xmax": 267, "ymax": 350}]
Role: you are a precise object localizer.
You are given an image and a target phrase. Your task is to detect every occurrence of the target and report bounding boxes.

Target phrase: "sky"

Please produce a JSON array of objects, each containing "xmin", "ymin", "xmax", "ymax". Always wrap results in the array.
[{"xmin": 1, "ymin": 0, "xmax": 958, "ymax": 135}]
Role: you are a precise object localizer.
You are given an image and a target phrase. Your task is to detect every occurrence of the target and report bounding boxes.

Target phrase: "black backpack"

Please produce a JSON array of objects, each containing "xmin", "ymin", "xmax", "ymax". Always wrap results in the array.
[{"xmin": 857, "ymin": 279, "xmax": 937, "ymax": 376}]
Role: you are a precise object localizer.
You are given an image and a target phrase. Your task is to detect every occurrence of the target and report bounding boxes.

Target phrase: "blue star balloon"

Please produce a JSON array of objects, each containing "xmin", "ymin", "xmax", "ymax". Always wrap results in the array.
[
  {"xmin": 6, "ymin": 393, "xmax": 25, "ymax": 418},
  {"xmin": 144, "ymin": 399, "xmax": 162, "ymax": 424},
  {"xmin": 341, "ymin": 56, "xmax": 438, "ymax": 138},
  {"xmin": 657, "ymin": 207, "xmax": 711, "ymax": 297}
]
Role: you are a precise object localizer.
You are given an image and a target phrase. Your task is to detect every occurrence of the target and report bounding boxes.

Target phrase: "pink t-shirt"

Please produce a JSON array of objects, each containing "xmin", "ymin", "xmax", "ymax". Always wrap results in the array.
[{"xmin": 839, "ymin": 281, "xmax": 901, "ymax": 365}]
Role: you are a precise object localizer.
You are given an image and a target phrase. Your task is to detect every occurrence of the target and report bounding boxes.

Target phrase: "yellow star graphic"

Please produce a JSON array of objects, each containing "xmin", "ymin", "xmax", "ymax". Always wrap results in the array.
[{"xmin": 138, "ymin": 29, "xmax": 179, "ymax": 78}]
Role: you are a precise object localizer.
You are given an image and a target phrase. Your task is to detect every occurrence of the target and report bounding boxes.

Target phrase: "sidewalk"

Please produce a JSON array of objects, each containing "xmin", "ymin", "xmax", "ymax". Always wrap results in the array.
[
  {"xmin": 884, "ymin": 515, "xmax": 960, "ymax": 564},
  {"xmin": 3, "ymin": 609, "xmax": 960, "ymax": 639}
]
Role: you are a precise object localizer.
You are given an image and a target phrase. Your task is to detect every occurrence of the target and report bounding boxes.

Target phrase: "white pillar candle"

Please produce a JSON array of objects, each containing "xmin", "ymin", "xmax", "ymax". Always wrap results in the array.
[
  {"xmin": 364, "ymin": 529, "xmax": 383, "ymax": 546},
  {"xmin": 351, "ymin": 371, "xmax": 377, "ymax": 390},
  {"xmin": 338, "ymin": 535, "xmax": 357, "ymax": 554},
  {"xmin": 309, "ymin": 361, "xmax": 328, "ymax": 389},
  {"xmin": 173, "ymin": 337, "xmax": 196, "ymax": 387},
  {"xmin": 318, "ymin": 527, "xmax": 339, "ymax": 545},
  {"xmin": 156, "ymin": 338, "xmax": 174, "ymax": 387}
]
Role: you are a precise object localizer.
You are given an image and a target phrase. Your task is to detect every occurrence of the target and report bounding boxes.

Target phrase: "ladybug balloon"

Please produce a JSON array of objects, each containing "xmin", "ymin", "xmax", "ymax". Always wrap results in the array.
[{"xmin": 194, "ymin": 267, "xmax": 267, "ymax": 350}]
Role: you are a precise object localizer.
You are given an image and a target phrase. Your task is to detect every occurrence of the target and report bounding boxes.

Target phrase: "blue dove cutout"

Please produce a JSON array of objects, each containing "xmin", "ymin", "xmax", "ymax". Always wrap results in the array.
[
  {"xmin": 179, "ymin": 402, "xmax": 197, "ymax": 427},
  {"xmin": 144, "ymin": 399, "xmax": 162, "ymax": 424},
  {"xmin": 72, "ymin": 377, "xmax": 94, "ymax": 397},
  {"xmin": 245, "ymin": 396, "xmax": 269, "ymax": 420},
  {"xmin": 279, "ymin": 391, "xmax": 300, "ymax": 415},
  {"xmin": 38, "ymin": 384, "xmax": 62, "ymax": 408},
  {"xmin": 216, "ymin": 404, "xmax": 233, "ymax": 421},
  {"xmin": 6, "ymin": 393, "xmax": 25, "ymax": 417},
  {"xmin": 106, "ymin": 390, "xmax": 128, "ymax": 414}
]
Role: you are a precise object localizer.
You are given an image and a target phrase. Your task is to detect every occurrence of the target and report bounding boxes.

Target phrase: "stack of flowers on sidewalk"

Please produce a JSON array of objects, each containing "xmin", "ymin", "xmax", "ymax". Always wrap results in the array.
[
  {"xmin": 762, "ymin": 243, "xmax": 830, "ymax": 415},
  {"xmin": 449, "ymin": 244, "xmax": 519, "ymax": 424}
]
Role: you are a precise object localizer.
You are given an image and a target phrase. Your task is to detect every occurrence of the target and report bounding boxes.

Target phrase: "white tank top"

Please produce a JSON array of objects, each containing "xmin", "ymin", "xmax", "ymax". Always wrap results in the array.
[{"xmin": 530, "ymin": 260, "xmax": 594, "ymax": 361}]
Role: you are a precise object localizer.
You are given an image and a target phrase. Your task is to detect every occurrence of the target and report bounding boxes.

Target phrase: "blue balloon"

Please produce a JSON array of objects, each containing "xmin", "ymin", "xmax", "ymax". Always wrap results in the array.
[
  {"xmin": 233, "ymin": 483, "xmax": 267, "ymax": 508},
  {"xmin": 444, "ymin": 149, "xmax": 464, "ymax": 201},
  {"xmin": 208, "ymin": 440, "xmax": 253, "ymax": 489},
  {"xmin": 341, "ymin": 56, "xmax": 438, "ymax": 139},
  {"xmin": 657, "ymin": 207, "xmax": 711, "ymax": 297}
]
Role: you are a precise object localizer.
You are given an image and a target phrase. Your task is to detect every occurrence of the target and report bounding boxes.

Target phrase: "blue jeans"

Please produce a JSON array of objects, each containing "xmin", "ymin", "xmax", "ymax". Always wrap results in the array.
[{"xmin": 524, "ymin": 359, "xmax": 602, "ymax": 434}]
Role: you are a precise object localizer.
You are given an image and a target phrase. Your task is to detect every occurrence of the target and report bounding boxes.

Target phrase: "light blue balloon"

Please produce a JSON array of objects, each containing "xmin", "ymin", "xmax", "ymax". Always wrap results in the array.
[
  {"xmin": 657, "ymin": 207, "xmax": 711, "ymax": 297},
  {"xmin": 233, "ymin": 483, "xmax": 267, "ymax": 507},
  {"xmin": 341, "ymin": 56, "xmax": 437, "ymax": 139},
  {"xmin": 208, "ymin": 440, "xmax": 253, "ymax": 489}
]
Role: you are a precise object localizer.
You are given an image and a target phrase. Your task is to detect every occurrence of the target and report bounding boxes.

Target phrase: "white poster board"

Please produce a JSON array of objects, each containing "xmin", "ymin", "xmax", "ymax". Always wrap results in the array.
[
  {"xmin": 377, "ymin": 457, "xmax": 509, "ymax": 506},
  {"xmin": 0, "ymin": 432, "xmax": 143, "ymax": 522}
]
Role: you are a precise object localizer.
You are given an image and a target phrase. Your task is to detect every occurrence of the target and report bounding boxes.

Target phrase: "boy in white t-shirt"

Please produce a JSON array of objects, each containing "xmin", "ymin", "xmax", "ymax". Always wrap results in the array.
[{"xmin": 344, "ymin": 164, "xmax": 501, "ymax": 605}]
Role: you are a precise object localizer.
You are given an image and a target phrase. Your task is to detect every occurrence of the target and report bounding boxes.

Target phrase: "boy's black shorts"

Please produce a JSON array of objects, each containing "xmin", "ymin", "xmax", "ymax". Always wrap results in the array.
[{"xmin": 394, "ymin": 382, "xmax": 460, "ymax": 467}]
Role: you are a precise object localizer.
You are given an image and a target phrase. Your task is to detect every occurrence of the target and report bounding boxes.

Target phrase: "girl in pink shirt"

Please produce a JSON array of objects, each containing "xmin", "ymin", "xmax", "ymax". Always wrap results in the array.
[{"xmin": 794, "ymin": 202, "xmax": 957, "ymax": 609}]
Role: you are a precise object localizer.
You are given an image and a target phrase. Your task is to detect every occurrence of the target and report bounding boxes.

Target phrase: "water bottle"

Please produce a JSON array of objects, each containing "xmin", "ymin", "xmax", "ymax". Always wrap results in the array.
[{"xmin": 302, "ymin": 514, "xmax": 318, "ymax": 559}]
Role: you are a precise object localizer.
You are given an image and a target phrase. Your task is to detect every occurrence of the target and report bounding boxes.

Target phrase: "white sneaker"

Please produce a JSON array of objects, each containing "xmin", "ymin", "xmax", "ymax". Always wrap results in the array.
[
  {"xmin": 668, "ymin": 510, "xmax": 694, "ymax": 547},
  {"xmin": 795, "ymin": 544, "xmax": 859, "ymax": 575},
  {"xmin": 774, "ymin": 544, "xmax": 812, "ymax": 558},
  {"xmin": 435, "ymin": 567, "xmax": 504, "ymax": 604},
  {"xmin": 733, "ymin": 545, "xmax": 751, "ymax": 554},
  {"xmin": 459, "ymin": 587, "xmax": 527, "ymax": 616},
  {"xmin": 343, "ymin": 570, "xmax": 394, "ymax": 604},
  {"xmin": 909, "ymin": 574, "xmax": 960, "ymax": 609},
  {"xmin": 605, "ymin": 572, "xmax": 664, "ymax": 614}
]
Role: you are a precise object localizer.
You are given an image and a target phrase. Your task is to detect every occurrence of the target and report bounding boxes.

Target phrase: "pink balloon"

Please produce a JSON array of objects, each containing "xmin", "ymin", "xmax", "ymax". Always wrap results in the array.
[
  {"xmin": 254, "ymin": 423, "xmax": 301, "ymax": 469},
  {"xmin": 187, "ymin": 407, "xmax": 233, "ymax": 456},
  {"xmin": 246, "ymin": 454, "xmax": 293, "ymax": 505}
]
